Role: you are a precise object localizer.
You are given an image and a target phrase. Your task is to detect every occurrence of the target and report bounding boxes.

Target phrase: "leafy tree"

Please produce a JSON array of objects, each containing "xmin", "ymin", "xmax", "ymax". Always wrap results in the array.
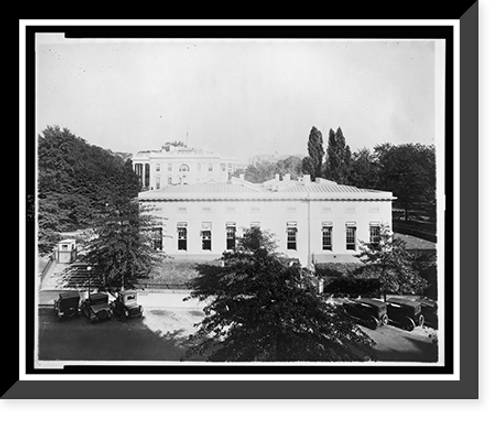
[
  {"xmin": 301, "ymin": 156, "xmax": 315, "ymax": 181},
  {"xmin": 37, "ymin": 125, "xmax": 141, "ymax": 254},
  {"xmin": 186, "ymin": 227, "xmax": 376, "ymax": 362},
  {"xmin": 348, "ymin": 147, "xmax": 380, "ymax": 189},
  {"xmin": 84, "ymin": 199, "xmax": 164, "ymax": 291},
  {"xmin": 356, "ymin": 225, "xmax": 428, "ymax": 301},
  {"xmin": 374, "ymin": 143, "xmax": 436, "ymax": 221},
  {"xmin": 244, "ymin": 156, "xmax": 303, "ymax": 183},
  {"xmin": 303, "ymin": 126, "xmax": 324, "ymax": 181}
]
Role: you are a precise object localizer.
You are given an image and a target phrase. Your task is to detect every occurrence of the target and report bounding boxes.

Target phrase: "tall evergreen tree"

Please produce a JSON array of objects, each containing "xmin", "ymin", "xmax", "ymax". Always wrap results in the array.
[
  {"xmin": 324, "ymin": 126, "xmax": 352, "ymax": 184},
  {"xmin": 303, "ymin": 126, "xmax": 324, "ymax": 181},
  {"xmin": 324, "ymin": 128, "xmax": 340, "ymax": 181}
]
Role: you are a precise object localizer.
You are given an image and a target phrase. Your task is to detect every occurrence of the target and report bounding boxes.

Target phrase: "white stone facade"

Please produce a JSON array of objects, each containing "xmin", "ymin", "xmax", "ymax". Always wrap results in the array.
[
  {"xmin": 132, "ymin": 144, "xmax": 238, "ymax": 190},
  {"xmin": 138, "ymin": 175, "xmax": 395, "ymax": 266}
]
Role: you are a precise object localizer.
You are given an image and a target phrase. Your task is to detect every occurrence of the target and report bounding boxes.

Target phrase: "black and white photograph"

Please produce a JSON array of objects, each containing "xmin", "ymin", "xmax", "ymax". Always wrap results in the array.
[{"xmin": 30, "ymin": 32, "xmax": 447, "ymax": 371}]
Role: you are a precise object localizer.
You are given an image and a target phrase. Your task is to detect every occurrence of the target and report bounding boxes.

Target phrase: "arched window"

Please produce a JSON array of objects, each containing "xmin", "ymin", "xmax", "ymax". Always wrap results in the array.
[{"xmin": 179, "ymin": 164, "xmax": 190, "ymax": 172}]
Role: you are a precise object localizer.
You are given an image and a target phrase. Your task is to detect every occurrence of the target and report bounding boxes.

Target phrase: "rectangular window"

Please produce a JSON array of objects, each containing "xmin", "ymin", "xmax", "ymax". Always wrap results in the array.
[
  {"xmin": 221, "ymin": 163, "xmax": 226, "ymax": 171},
  {"xmin": 167, "ymin": 163, "xmax": 172, "ymax": 172},
  {"xmin": 370, "ymin": 224, "xmax": 381, "ymax": 246},
  {"xmin": 287, "ymin": 222, "xmax": 297, "ymax": 250},
  {"xmin": 177, "ymin": 225, "xmax": 187, "ymax": 251},
  {"xmin": 201, "ymin": 222, "xmax": 212, "ymax": 251},
  {"xmin": 322, "ymin": 224, "xmax": 333, "ymax": 251},
  {"xmin": 202, "ymin": 230, "xmax": 212, "ymax": 251},
  {"xmin": 152, "ymin": 227, "xmax": 163, "ymax": 251},
  {"xmin": 208, "ymin": 163, "xmax": 213, "ymax": 172},
  {"xmin": 156, "ymin": 177, "xmax": 161, "ymax": 189},
  {"xmin": 346, "ymin": 224, "xmax": 356, "ymax": 251},
  {"xmin": 156, "ymin": 163, "xmax": 160, "ymax": 171},
  {"xmin": 226, "ymin": 223, "xmax": 236, "ymax": 250}
]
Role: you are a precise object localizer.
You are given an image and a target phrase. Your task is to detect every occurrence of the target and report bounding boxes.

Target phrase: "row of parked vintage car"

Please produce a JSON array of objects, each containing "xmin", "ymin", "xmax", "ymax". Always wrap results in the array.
[
  {"xmin": 341, "ymin": 296, "xmax": 438, "ymax": 331},
  {"xmin": 53, "ymin": 288, "xmax": 437, "ymax": 332},
  {"xmin": 53, "ymin": 289, "xmax": 144, "ymax": 322}
]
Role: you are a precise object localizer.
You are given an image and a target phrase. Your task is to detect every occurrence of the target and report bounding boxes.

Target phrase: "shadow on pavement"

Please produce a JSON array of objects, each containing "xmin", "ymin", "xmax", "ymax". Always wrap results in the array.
[
  {"xmin": 374, "ymin": 332, "xmax": 438, "ymax": 362},
  {"xmin": 37, "ymin": 308, "xmax": 209, "ymax": 362}
]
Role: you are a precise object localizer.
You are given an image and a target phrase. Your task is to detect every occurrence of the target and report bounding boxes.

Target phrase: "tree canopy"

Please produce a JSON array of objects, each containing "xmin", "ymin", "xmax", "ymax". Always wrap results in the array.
[
  {"xmin": 84, "ymin": 199, "xmax": 164, "ymax": 291},
  {"xmin": 355, "ymin": 225, "xmax": 428, "ymax": 300},
  {"xmin": 186, "ymin": 227, "xmax": 376, "ymax": 362},
  {"xmin": 244, "ymin": 156, "xmax": 303, "ymax": 183},
  {"xmin": 38, "ymin": 126, "xmax": 141, "ymax": 253},
  {"xmin": 324, "ymin": 127, "xmax": 352, "ymax": 184},
  {"xmin": 302, "ymin": 126, "xmax": 324, "ymax": 181}
]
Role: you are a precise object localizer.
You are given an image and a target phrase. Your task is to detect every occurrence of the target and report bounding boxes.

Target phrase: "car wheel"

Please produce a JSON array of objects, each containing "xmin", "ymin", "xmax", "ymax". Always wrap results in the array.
[
  {"xmin": 380, "ymin": 314, "xmax": 388, "ymax": 325},
  {"xmin": 66, "ymin": 308, "xmax": 76, "ymax": 318},
  {"xmin": 404, "ymin": 317, "xmax": 416, "ymax": 332},
  {"xmin": 418, "ymin": 314, "xmax": 425, "ymax": 327},
  {"xmin": 368, "ymin": 317, "xmax": 378, "ymax": 330}
]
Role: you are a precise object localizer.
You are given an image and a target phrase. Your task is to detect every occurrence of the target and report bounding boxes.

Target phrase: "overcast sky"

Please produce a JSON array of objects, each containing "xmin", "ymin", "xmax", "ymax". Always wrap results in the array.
[{"xmin": 36, "ymin": 35, "xmax": 441, "ymax": 163}]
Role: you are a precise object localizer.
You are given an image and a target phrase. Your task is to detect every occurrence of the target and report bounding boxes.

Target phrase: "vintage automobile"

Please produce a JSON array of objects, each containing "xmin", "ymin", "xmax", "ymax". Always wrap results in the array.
[
  {"xmin": 111, "ymin": 290, "xmax": 144, "ymax": 321},
  {"xmin": 342, "ymin": 298, "xmax": 388, "ymax": 330},
  {"xmin": 53, "ymin": 290, "xmax": 81, "ymax": 320},
  {"xmin": 415, "ymin": 297, "xmax": 438, "ymax": 329},
  {"xmin": 386, "ymin": 297, "xmax": 425, "ymax": 331},
  {"xmin": 80, "ymin": 292, "xmax": 113, "ymax": 323}
]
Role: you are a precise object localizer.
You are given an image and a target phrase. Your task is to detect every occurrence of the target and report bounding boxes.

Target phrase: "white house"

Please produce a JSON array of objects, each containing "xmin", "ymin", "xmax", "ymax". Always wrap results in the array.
[
  {"xmin": 138, "ymin": 174, "xmax": 395, "ymax": 266},
  {"xmin": 132, "ymin": 143, "xmax": 238, "ymax": 190}
]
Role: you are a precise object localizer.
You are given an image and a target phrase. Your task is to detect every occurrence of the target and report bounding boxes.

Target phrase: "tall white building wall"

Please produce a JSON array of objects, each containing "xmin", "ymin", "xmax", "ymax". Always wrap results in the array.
[{"xmin": 146, "ymin": 198, "xmax": 393, "ymax": 266}]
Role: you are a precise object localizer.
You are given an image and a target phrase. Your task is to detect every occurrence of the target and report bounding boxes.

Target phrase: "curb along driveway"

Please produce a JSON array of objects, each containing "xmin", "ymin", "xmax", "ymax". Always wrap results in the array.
[{"xmin": 38, "ymin": 289, "xmax": 207, "ymax": 310}]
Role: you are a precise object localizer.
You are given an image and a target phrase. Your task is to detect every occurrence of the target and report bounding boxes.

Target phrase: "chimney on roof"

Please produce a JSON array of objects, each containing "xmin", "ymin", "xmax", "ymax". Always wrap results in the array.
[
  {"xmin": 303, "ymin": 174, "xmax": 311, "ymax": 184},
  {"xmin": 275, "ymin": 174, "xmax": 280, "ymax": 181},
  {"xmin": 284, "ymin": 173, "xmax": 291, "ymax": 182},
  {"xmin": 239, "ymin": 173, "xmax": 245, "ymax": 181}
]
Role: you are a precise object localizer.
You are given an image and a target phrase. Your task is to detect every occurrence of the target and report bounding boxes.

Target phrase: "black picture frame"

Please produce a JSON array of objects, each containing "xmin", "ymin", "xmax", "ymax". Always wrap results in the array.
[{"xmin": 6, "ymin": 2, "xmax": 479, "ymax": 399}]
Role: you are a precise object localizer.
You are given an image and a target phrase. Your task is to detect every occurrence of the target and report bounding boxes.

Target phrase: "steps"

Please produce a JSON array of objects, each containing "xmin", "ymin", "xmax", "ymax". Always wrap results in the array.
[{"xmin": 41, "ymin": 262, "xmax": 101, "ymax": 290}]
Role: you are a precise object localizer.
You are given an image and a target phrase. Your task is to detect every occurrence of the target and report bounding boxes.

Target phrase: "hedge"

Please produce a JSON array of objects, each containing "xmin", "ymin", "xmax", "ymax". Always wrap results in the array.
[
  {"xmin": 323, "ymin": 277, "xmax": 381, "ymax": 298},
  {"xmin": 137, "ymin": 258, "xmax": 223, "ymax": 289}
]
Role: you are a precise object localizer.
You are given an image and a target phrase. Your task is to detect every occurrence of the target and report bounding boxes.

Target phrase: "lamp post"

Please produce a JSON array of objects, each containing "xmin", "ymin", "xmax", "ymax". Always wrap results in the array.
[{"xmin": 87, "ymin": 266, "xmax": 92, "ymax": 299}]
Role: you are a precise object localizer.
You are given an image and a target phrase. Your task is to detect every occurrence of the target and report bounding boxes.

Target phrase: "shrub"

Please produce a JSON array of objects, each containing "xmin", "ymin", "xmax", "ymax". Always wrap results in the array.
[{"xmin": 323, "ymin": 277, "xmax": 380, "ymax": 298}]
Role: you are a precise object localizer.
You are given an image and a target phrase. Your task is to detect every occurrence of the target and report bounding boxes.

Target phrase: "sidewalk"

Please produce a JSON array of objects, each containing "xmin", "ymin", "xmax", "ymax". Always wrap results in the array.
[{"xmin": 38, "ymin": 289, "xmax": 207, "ymax": 310}]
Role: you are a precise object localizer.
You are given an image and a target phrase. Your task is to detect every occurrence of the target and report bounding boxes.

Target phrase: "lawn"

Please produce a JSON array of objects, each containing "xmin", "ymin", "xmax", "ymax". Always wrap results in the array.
[{"xmin": 138, "ymin": 258, "xmax": 222, "ymax": 289}]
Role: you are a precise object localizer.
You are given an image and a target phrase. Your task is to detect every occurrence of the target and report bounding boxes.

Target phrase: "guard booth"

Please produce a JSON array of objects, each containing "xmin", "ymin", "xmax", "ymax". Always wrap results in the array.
[{"xmin": 55, "ymin": 239, "xmax": 77, "ymax": 263}]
